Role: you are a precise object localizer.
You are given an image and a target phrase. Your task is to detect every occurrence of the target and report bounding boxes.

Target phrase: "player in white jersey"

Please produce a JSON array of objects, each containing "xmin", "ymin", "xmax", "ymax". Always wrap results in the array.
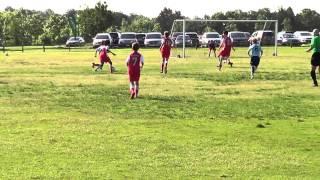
[{"xmin": 248, "ymin": 38, "xmax": 263, "ymax": 79}]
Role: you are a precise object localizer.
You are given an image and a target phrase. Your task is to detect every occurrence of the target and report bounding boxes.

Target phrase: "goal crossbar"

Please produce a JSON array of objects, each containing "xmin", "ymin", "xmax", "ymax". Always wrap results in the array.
[{"xmin": 171, "ymin": 19, "xmax": 279, "ymax": 58}]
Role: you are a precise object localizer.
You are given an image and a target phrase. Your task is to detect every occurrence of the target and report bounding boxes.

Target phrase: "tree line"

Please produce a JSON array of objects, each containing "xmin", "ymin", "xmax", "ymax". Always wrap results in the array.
[{"xmin": 1, "ymin": 1, "xmax": 320, "ymax": 46}]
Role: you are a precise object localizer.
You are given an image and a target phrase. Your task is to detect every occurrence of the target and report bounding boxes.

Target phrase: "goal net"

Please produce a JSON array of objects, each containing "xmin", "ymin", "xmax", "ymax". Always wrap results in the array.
[{"xmin": 170, "ymin": 19, "xmax": 279, "ymax": 59}]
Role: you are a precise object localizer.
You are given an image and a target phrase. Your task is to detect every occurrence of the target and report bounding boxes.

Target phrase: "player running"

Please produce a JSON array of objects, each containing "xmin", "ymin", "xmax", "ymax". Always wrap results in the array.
[
  {"xmin": 126, "ymin": 43, "xmax": 144, "ymax": 99},
  {"xmin": 92, "ymin": 40, "xmax": 116, "ymax": 73},
  {"xmin": 217, "ymin": 31, "xmax": 235, "ymax": 71},
  {"xmin": 160, "ymin": 31, "xmax": 173, "ymax": 74},
  {"xmin": 306, "ymin": 29, "xmax": 320, "ymax": 87},
  {"xmin": 248, "ymin": 38, "xmax": 263, "ymax": 79}
]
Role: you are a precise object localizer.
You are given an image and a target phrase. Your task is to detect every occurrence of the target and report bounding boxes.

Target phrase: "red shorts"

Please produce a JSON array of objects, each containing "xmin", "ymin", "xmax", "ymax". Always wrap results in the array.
[
  {"xmin": 100, "ymin": 56, "xmax": 111, "ymax": 63},
  {"xmin": 129, "ymin": 74, "xmax": 140, "ymax": 82},
  {"xmin": 128, "ymin": 69, "xmax": 140, "ymax": 81},
  {"xmin": 218, "ymin": 50, "xmax": 231, "ymax": 58},
  {"xmin": 161, "ymin": 51, "xmax": 170, "ymax": 59}
]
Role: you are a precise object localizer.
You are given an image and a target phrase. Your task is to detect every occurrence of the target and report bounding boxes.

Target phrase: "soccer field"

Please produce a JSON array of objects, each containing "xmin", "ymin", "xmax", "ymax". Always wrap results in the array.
[{"xmin": 0, "ymin": 47, "xmax": 319, "ymax": 178}]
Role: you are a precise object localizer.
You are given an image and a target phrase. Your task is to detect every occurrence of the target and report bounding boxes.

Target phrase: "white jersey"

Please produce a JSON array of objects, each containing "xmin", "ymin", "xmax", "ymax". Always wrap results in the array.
[
  {"xmin": 96, "ymin": 45, "xmax": 109, "ymax": 53},
  {"xmin": 126, "ymin": 55, "xmax": 145, "ymax": 64},
  {"xmin": 248, "ymin": 44, "xmax": 262, "ymax": 57}
]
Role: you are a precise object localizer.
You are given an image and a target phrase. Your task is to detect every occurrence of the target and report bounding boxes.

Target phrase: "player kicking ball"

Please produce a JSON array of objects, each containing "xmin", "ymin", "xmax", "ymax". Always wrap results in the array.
[
  {"xmin": 217, "ymin": 31, "xmax": 235, "ymax": 71},
  {"xmin": 248, "ymin": 38, "xmax": 263, "ymax": 79},
  {"xmin": 92, "ymin": 40, "xmax": 116, "ymax": 73},
  {"xmin": 160, "ymin": 31, "xmax": 173, "ymax": 74},
  {"xmin": 126, "ymin": 43, "xmax": 144, "ymax": 99}
]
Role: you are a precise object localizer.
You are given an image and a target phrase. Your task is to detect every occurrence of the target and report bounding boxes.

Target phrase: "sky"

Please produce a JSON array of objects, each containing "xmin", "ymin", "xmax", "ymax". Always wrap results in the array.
[{"xmin": 0, "ymin": 0, "xmax": 319, "ymax": 17}]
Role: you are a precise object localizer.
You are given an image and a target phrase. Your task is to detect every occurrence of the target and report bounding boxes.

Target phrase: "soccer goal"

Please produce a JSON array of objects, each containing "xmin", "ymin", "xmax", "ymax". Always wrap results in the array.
[{"xmin": 170, "ymin": 19, "xmax": 279, "ymax": 59}]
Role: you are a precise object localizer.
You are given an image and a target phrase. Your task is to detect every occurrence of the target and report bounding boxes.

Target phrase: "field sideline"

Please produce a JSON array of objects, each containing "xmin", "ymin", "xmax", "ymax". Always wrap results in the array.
[{"xmin": 0, "ymin": 47, "xmax": 320, "ymax": 178}]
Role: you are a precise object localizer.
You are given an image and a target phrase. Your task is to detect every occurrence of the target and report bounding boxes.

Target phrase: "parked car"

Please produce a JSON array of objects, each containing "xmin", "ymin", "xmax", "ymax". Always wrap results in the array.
[
  {"xmin": 119, "ymin": 32, "xmax": 137, "ymax": 47},
  {"xmin": 251, "ymin": 30, "xmax": 275, "ymax": 45},
  {"xmin": 277, "ymin": 32, "xmax": 301, "ymax": 46},
  {"xmin": 171, "ymin": 32, "xmax": 183, "ymax": 43},
  {"xmin": 185, "ymin": 32, "xmax": 200, "ymax": 47},
  {"xmin": 294, "ymin": 31, "xmax": 313, "ymax": 44},
  {"xmin": 136, "ymin": 33, "xmax": 146, "ymax": 46},
  {"xmin": 109, "ymin": 32, "xmax": 121, "ymax": 45},
  {"xmin": 66, "ymin": 37, "xmax": 85, "ymax": 47},
  {"xmin": 175, "ymin": 35, "xmax": 192, "ymax": 47},
  {"xmin": 244, "ymin": 32, "xmax": 251, "ymax": 39},
  {"xmin": 92, "ymin": 33, "xmax": 112, "ymax": 48},
  {"xmin": 144, "ymin": 32, "xmax": 162, "ymax": 47},
  {"xmin": 228, "ymin": 31, "xmax": 249, "ymax": 46},
  {"xmin": 201, "ymin": 32, "xmax": 221, "ymax": 47}
]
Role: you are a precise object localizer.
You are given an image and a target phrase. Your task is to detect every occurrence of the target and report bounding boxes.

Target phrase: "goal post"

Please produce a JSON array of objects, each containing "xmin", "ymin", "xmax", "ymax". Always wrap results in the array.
[{"xmin": 171, "ymin": 19, "xmax": 279, "ymax": 58}]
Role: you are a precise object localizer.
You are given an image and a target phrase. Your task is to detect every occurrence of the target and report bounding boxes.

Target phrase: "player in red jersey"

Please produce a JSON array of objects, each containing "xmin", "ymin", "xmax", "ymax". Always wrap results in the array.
[
  {"xmin": 93, "ymin": 40, "xmax": 116, "ymax": 73},
  {"xmin": 218, "ymin": 31, "xmax": 235, "ymax": 71},
  {"xmin": 160, "ymin": 31, "xmax": 173, "ymax": 74},
  {"xmin": 126, "ymin": 43, "xmax": 144, "ymax": 99}
]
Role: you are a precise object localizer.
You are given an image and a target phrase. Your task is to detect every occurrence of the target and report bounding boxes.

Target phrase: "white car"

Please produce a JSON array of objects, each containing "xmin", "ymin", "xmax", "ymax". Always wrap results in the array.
[
  {"xmin": 66, "ymin": 37, "xmax": 85, "ymax": 47},
  {"xmin": 277, "ymin": 32, "xmax": 301, "ymax": 46},
  {"xmin": 294, "ymin": 31, "xmax": 312, "ymax": 44},
  {"xmin": 92, "ymin": 33, "xmax": 112, "ymax": 48},
  {"xmin": 201, "ymin": 32, "xmax": 221, "ymax": 47},
  {"xmin": 144, "ymin": 32, "xmax": 162, "ymax": 47},
  {"xmin": 119, "ymin": 32, "xmax": 137, "ymax": 47}
]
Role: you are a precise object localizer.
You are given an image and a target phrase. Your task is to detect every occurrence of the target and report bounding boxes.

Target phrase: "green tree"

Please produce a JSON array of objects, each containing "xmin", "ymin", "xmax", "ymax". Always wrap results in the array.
[
  {"xmin": 296, "ymin": 9, "xmax": 320, "ymax": 31},
  {"xmin": 156, "ymin": 8, "xmax": 184, "ymax": 33},
  {"xmin": 282, "ymin": 18, "xmax": 293, "ymax": 31},
  {"xmin": 42, "ymin": 14, "xmax": 70, "ymax": 45}
]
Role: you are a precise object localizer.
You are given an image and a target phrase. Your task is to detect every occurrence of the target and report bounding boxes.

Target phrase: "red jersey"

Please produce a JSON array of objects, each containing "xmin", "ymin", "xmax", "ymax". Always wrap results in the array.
[
  {"xmin": 96, "ymin": 45, "xmax": 110, "ymax": 61},
  {"xmin": 161, "ymin": 38, "xmax": 172, "ymax": 53},
  {"xmin": 219, "ymin": 37, "xmax": 233, "ymax": 57},
  {"xmin": 127, "ymin": 51, "xmax": 144, "ymax": 81}
]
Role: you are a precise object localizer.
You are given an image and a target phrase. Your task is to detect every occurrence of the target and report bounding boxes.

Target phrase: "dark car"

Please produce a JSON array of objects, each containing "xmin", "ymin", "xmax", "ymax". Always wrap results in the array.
[
  {"xmin": 185, "ymin": 32, "xmax": 200, "ymax": 47},
  {"xmin": 136, "ymin": 33, "xmax": 146, "ymax": 46},
  {"xmin": 252, "ymin": 30, "xmax": 275, "ymax": 45},
  {"xmin": 175, "ymin": 35, "xmax": 192, "ymax": 47},
  {"xmin": 228, "ymin": 32, "xmax": 249, "ymax": 46},
  {"xmin": 109, "ymin": 32, "xmax": 121, "ymax": 46},
  {"xmin": 172, "ymin": 32, "xmax": 183, "ymax": 43}
]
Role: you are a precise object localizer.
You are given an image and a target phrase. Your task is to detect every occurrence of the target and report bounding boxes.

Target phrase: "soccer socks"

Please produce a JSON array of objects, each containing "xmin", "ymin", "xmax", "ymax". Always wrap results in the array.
[
  {"xmin": 130, "ymin": 88, "xmax": 135, "ymax": 99},
  {"xmin": 161, "ymin": 63, "xmax": 164, "ymax": 73},
  {"xmin": 311, "ymin": 70, "xmax": 318, "ymax": 86}
]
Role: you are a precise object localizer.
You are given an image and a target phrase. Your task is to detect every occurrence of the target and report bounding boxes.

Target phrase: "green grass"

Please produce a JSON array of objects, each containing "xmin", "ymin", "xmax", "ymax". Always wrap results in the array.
[{"xmin": 0, "ymin": 46, "xmax": 320, "ymax": 179}]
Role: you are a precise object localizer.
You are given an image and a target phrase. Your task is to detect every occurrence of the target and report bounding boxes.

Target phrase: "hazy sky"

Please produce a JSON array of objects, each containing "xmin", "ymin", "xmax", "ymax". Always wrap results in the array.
[{"xmin": 0, "ymin": 0, "xmax": 319, "ymax": 17}]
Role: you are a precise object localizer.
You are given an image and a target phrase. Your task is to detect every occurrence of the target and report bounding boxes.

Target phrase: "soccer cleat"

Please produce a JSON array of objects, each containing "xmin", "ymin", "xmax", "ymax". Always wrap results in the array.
[
  {"xmin": 92, "ymin": 63, "xmax": 95, "ymax": 68},
  {"xmin": 130, "ymin": 92, "xmax": 135, "ymax": 99},
  {"xmin": 229, "ymin": 62, "xmax": 233, "ymax": 67},
  {"xmin": 313, "ymin": 83, "xmax": 318, "ymax": 87}
]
